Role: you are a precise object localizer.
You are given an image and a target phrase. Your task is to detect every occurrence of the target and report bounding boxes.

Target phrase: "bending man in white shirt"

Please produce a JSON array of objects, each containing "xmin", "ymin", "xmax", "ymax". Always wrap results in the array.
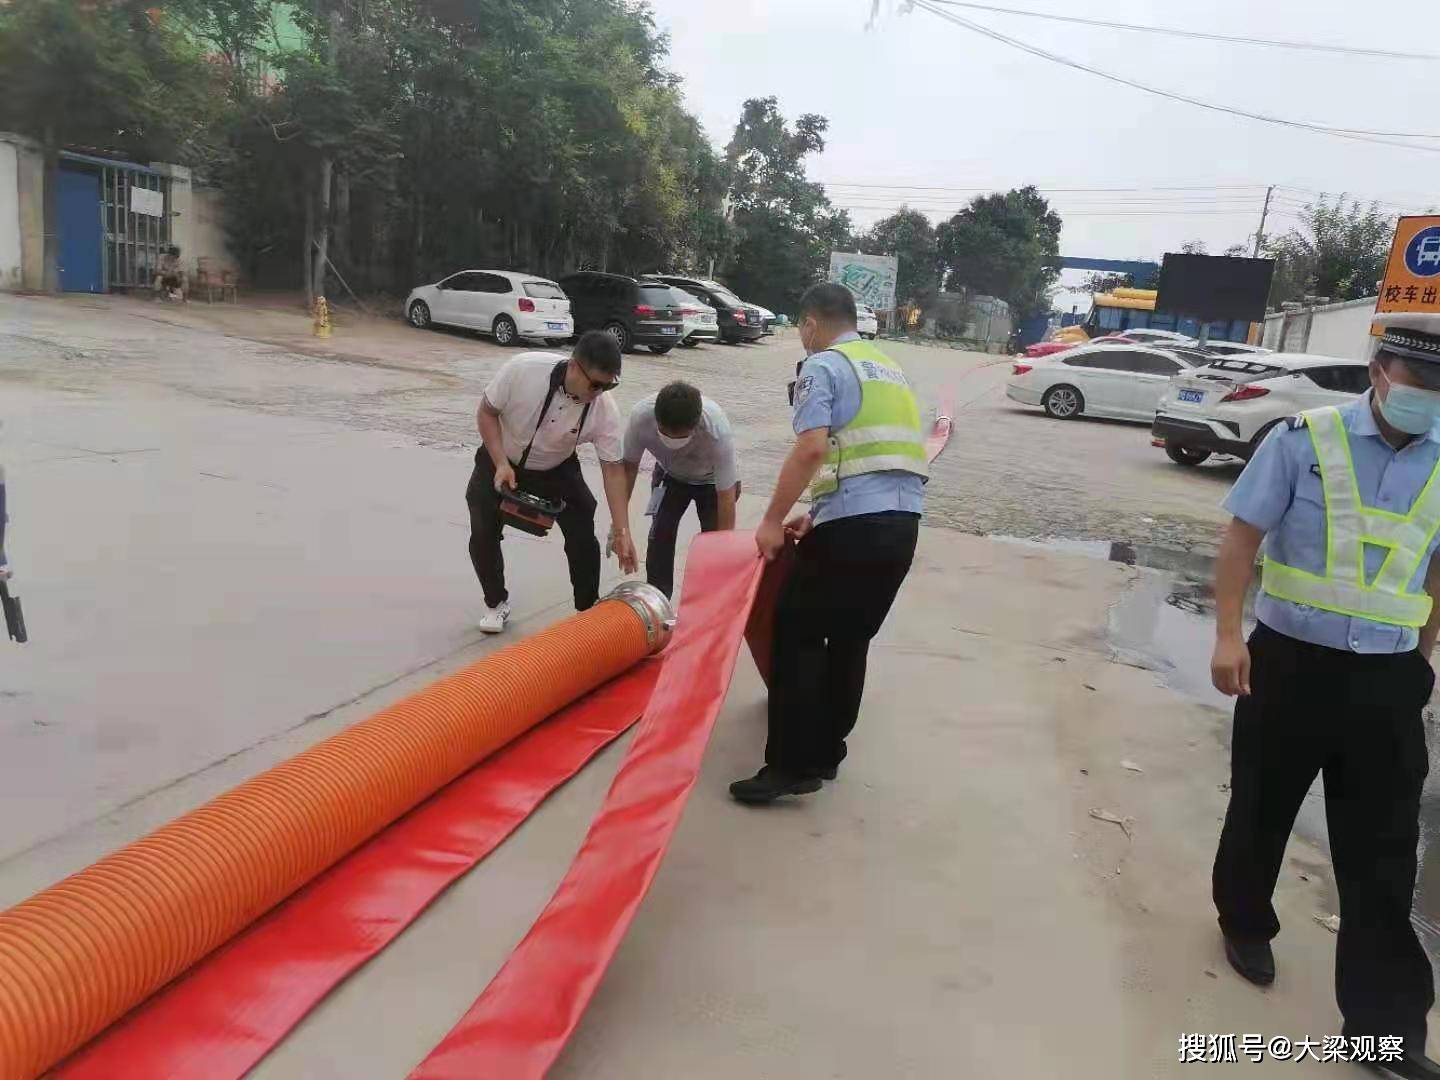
[
  {"xmin": 466, "ymin": 331, "xmax": 638, "ymax": 633},
  {"xmin": 621, "ymin": 381, "xmax": 738, "ymax": 599}
]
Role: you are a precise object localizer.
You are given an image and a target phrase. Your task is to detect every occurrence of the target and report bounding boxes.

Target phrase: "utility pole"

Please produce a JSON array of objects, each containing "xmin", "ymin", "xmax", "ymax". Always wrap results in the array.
[{"xmin": 1252, "ymin": 185, "xmax": 1275, "ymax": 258}]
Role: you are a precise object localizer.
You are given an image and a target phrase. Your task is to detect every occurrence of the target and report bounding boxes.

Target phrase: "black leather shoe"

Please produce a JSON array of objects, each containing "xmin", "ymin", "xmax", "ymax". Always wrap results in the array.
[
  {"xmin": 810, "ymin": 766, "xmax": 838, "ymax": 781},
  {"xmin": 1223, "ymin": 936, "xmax": 1275, "ymax": 986},
  {"xmin": 1368, "ymin": 1048, "xmax": 1440, "ymax": 1079},
  {"xmin": 729, "ymin": 767, "xmax": 822, "ymax": 805}
]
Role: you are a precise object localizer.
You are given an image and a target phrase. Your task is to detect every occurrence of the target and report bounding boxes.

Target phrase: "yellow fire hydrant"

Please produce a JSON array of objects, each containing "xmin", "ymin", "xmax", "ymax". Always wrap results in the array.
[{"xmin": 312, "ymin": 296, "xmax": 332, "ymax": 338}]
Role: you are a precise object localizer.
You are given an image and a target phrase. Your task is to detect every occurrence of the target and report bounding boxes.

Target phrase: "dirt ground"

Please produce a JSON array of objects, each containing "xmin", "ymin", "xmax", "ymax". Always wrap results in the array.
[
  {"xmin": 0, "ymin": 292, "xmax": 1429, "ymax": 1077},
  {"xmin": 3, "ymin": 291, "xmax": 1237, "ymax": 546}
]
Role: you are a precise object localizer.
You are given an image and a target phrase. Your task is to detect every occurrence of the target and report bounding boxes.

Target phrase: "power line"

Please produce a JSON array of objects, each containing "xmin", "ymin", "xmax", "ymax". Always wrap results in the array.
[
  {"xmin": 829, "ymin": 193, "xmax": 1270, "ymax": 204},
  {"xmin": 819, "ymin": 182, "xmax": 1267, "ymax": 193},
  {"xmin": 910, "ymin": 0, "xmax": 1440, "ymax": 150},
  {"xmin": 923, "ymin": 0, "xmax": 1440, "ymax": 61},
  {"xmin": 819, "ymin": 182, "xmax": 1436, "ymax": 219},
  {"xmin": 830, "ymin": 205, "xmax": 1280, "ymax": 217},
  {"xmin": 1274, "ymin": 184, "xmax": 1439, "ymax": 212},
  {"xmin": 819, "ymin": 181, "xmax": 1438, "ymax": 209}
]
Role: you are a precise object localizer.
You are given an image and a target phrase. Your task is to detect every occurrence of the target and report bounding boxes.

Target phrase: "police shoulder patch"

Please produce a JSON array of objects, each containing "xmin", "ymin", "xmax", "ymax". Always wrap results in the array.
[
  {"xmin": 1283, "ymin": 414, "xmax": 1306, "ymax": 431},
  {"xmin": 794, "ymin": 374, "xmax": 815, "ymax": 405}
]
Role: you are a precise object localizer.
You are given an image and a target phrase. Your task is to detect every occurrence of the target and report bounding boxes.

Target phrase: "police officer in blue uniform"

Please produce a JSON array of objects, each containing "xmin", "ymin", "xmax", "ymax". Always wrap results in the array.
[
  {"xmin": 1210, "ymin": 313, "xmax": 1440, "ymax": 1079},
  {"xmin": 731, "ymin": 283, "xmax": 928, "ymax": 805}
]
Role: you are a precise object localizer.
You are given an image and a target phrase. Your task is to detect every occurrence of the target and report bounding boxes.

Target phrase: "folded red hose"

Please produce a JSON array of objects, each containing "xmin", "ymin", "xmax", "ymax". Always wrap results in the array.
[{"xmin": 410, "ymin": 530, "xmax": 769, "ymax": 1079}]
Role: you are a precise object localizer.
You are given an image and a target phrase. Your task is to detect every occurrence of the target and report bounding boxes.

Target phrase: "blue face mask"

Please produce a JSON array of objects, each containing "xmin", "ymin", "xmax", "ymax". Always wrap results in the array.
[{"xmin": 1378, "ymin": 368, "xmax": 1440, "ymax": 436}]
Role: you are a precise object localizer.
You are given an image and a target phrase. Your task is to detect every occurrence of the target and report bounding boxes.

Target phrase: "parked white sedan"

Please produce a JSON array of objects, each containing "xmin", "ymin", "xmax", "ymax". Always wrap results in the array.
[
  {"xmin": 405, "ymin": 270, "xmax": 573, "ymax": 345},
  {"xmin": 1006, "ymin": 343, "xmax": 1197, "ymax": 422},
  {"xmin": 668, "ymin": 287, "xmax": 720, "ymax": 347}
]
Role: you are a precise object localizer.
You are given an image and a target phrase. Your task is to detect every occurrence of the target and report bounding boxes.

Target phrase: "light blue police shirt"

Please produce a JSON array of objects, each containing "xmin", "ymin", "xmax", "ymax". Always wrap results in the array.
[
  {"xmin": 1224, "ymin": 390, "xmax": 1440, "ymax": 654},
  {"xmin": 792, "ymin": 331, "xmax": 927, "ymax": 526}
]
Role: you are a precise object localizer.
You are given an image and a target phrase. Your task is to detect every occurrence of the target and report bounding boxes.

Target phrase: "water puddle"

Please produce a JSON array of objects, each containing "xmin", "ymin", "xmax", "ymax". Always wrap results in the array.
[{"xmin": 993, "ymin": 533, "xmax": 1440, "ymax": 976}]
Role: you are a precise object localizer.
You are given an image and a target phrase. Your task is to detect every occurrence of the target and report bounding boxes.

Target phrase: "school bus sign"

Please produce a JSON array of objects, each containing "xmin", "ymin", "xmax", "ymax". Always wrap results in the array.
[{"xmin": 1377, "ymin": 215, "xmax": 1440, "ymax": 315}]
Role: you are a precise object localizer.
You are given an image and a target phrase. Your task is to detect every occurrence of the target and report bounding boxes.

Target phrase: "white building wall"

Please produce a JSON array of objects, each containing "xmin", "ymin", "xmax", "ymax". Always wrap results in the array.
[
  {"xmin": 1262, "ymin": 297, "xmax": 1379, "ymax": 360},
  {"xmin": 0, "ymin": 141, "xmax": 21, "ymax": 291},
  {"xmin": 1304, "ymin": 298, "xmax": 1378, "ymax": 360},
  {"xmin": 189, "ymin": 184, "xmax": 239, "ymax": 277}
]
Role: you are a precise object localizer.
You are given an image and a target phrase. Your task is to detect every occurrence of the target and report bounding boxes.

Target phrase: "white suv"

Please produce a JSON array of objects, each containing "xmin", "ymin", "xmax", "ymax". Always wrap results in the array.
[
  {"xmin": 857, "ymin": 304, "xmax": 879, "ymax": 339},
  {"xmin": 405, "ymin": 270, "xmax": 573, "ymax": 345},
  {"xmin": 1152, "ymin": 353, "xmax": 1371, "ymax": 466}
]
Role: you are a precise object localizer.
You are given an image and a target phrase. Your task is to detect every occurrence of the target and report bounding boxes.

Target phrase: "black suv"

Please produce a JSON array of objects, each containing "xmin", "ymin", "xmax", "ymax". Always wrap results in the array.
[
  {"xmin": 643, "ymin": 275, "xmax": 764, "ymax": 344},
  {"xmin": 557, "ymin": 272, "xmax": 684, "ymax": 354}
]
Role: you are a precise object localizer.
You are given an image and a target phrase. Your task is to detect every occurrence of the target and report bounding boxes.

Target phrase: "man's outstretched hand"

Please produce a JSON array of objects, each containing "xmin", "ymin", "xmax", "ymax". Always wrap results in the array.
[{"xmin": 608, "ymin": 529, "xmax": 638, "ymax": 574}]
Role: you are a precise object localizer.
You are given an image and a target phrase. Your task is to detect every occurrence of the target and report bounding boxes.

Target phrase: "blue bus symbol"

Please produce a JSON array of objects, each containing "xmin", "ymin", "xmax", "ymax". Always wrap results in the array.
[{"xmin": 1404, "ymin": 226, "xmax": 1440, "ymax": 277}]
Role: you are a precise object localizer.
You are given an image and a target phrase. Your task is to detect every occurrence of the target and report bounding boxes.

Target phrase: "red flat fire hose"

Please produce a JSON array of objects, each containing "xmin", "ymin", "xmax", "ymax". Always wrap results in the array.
[{"xmin": 410, "ymin": 530, "xmax": 768, "ymax": 1079}]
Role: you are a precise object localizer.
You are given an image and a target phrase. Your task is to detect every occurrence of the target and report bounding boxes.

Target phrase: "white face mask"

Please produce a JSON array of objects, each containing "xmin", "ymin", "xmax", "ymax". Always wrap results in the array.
[{"xmin": 658, "ymin": 431, "xmax": 692, "ymax": 450}]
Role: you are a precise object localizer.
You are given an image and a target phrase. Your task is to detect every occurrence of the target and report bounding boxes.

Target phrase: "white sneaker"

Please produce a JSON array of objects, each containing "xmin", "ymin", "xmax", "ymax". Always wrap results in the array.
[{"xmin": 477, "ymin": 600, "xmax": 511, "ymax": 634}]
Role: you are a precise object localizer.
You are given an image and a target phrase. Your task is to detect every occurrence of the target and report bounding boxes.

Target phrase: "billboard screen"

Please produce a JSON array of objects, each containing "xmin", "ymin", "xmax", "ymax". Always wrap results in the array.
[
  {"xmin": 1154, "ymin": 253, "xmax": 1275, "ymax": 323},
  {"xmin": 829, "ymin": 252, "xmax": 898, "ymax": 311}
]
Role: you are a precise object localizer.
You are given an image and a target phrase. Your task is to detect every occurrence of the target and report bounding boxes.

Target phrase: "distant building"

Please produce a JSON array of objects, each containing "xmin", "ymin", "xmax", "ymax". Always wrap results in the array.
[{"xmin": 924, "ymin": 290, "xmax": 1012, "ymax": 347}]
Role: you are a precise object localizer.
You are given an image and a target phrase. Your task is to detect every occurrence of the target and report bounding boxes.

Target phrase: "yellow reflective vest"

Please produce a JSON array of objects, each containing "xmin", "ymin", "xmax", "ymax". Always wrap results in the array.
[
  {"xmin": 808, "ymin": 339, "xmax": 929, "ymax": 500},
  {"xmin": 1260, "ymin": 406, "xmax": 1440, "ymax": 627}
]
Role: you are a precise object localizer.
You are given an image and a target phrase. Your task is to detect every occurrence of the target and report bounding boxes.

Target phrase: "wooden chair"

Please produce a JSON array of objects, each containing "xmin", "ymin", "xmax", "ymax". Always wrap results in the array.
[{"xmin": 195, "ymin": 257, "xmax": 239, "ymax": 304}]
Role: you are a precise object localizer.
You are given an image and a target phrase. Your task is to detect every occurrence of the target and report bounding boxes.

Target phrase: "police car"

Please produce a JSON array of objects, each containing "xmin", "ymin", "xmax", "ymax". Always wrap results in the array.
[{"xmin": 1152, "ymin": 352, "xmax": 1370, "ymax": 466}]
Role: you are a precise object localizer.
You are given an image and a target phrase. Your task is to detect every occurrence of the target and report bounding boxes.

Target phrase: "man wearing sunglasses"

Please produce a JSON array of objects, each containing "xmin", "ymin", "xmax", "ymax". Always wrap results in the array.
[{"xmin": 467, "ymin": 330, "xmax": 638, "ymax": 633}]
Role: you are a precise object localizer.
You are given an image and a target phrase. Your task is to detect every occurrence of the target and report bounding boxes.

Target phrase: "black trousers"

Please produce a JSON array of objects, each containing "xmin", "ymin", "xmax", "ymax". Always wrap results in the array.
[
  {"xmin": 645, "ymin": 470, "xmax": 719, "ymax": 600},
  {"xmin": 765, "ymin": 511, "xmax": 919, "ymax": 775},
  {"xmin": 1213, "ymin": 622, "xmax": 1435, "ymax": 1047},
  {"xmin": 465, "ymin": 448, "xmax": 600, "ymax": 612}
]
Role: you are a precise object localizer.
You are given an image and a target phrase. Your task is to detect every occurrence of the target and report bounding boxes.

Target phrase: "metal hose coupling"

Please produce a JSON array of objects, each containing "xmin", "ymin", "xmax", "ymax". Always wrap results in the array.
[{"xmin": 605, "ymin": 581, "xmax": 677, "ymax": 655}]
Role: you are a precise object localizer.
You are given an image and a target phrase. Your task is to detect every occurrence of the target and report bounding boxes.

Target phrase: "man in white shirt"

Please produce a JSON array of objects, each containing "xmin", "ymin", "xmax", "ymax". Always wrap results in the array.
[
  {"xmin": 621, "ymin": 381, "xmax": 738, "ymax": 598},
  {"xmin": 466, "ymin": 331, "xmax": 638, "ymax": 632}
]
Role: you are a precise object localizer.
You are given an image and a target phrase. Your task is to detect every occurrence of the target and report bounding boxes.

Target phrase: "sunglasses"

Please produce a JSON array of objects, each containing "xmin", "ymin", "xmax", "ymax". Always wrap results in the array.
[{"xmin": 577, "ymin": 361, "xmax": 620, "ymax": 393}]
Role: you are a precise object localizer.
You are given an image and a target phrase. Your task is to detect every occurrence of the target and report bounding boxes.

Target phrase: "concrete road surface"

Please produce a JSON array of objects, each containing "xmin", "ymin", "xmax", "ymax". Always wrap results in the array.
[{"xmin": 0, "ymin": 293, "xmax": 1423, "ymax": 1077}]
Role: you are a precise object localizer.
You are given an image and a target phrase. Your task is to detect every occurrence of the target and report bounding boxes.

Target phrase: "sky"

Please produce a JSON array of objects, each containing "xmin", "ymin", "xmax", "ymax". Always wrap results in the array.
[{"xmin": 644, "ymin": 0, "xmax": 1440, "ymax": 311}]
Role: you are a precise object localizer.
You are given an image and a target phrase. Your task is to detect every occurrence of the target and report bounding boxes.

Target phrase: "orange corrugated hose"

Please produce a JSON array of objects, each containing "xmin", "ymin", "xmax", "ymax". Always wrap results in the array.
[{"xmin": 0, "ymin": 600, "xmax": 652, "ymax": 1080}]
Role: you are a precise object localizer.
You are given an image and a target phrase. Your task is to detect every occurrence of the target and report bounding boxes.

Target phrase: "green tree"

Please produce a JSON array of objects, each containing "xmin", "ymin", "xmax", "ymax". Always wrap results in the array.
[
  {"xmin": 0, "ymin": 0, "xmax": 222, "ymax": 290},
  {"xmin": 720, "ymin": 96, "xmax": 849, "ymax": 313},
  {"xmin": 1079, "ymin": 271, "xmax": 1131, "ymax": 294},
  {"xmin": 860, "ymin": 207, "xmax": 940, "ymax": 308},
  {"xmin": 2, "ymin": 0, "xmax": 737, "ymax": 298},
  {"xmin": 936, "ymin": 185, "xmax": 1062, "ymax": 321},
  {"xmin": 1264, "ymin": 195, "xmax": 1396, "ymax": 305}
]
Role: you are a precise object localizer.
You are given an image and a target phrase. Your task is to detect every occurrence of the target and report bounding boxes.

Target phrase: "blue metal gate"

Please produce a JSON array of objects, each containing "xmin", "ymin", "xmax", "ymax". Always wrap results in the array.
[
  {"xmin": 57, "ymin": 169, "xmax": 103, "ymax": 294},
  {"xmin": 58, "ymin": 152, "xmax": 171, "ymax": 292}
]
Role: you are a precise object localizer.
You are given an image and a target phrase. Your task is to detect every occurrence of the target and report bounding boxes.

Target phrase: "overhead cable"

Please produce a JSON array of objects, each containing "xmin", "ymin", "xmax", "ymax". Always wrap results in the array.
[
  {"xmin": 910, "ymin": 0, "xmax": 1440, "ymax": 150},
  {"xmin": 925, "ymin": 0, "xmax": 1440, "ymax": 61}
]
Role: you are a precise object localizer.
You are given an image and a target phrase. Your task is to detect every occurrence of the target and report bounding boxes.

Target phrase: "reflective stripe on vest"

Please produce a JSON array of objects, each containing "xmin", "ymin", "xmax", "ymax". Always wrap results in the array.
[
  {"xmin": 809, "ymin": 339, "xmax": 929, "ymax": 500},
  {"xmin": 1259, "ymin": 406, "xmax": 1440, "ymax": 628}
]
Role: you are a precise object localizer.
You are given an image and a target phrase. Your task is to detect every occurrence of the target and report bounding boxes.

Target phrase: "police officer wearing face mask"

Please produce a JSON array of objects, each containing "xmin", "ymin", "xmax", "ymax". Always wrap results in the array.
[
  {"xmin": 621, "ymin": 381, "xmax": 739, "ymax": 599},
  {"xmin": 1209, "ymin": 313, "xmax": 1440, "ymax": 1080}
]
